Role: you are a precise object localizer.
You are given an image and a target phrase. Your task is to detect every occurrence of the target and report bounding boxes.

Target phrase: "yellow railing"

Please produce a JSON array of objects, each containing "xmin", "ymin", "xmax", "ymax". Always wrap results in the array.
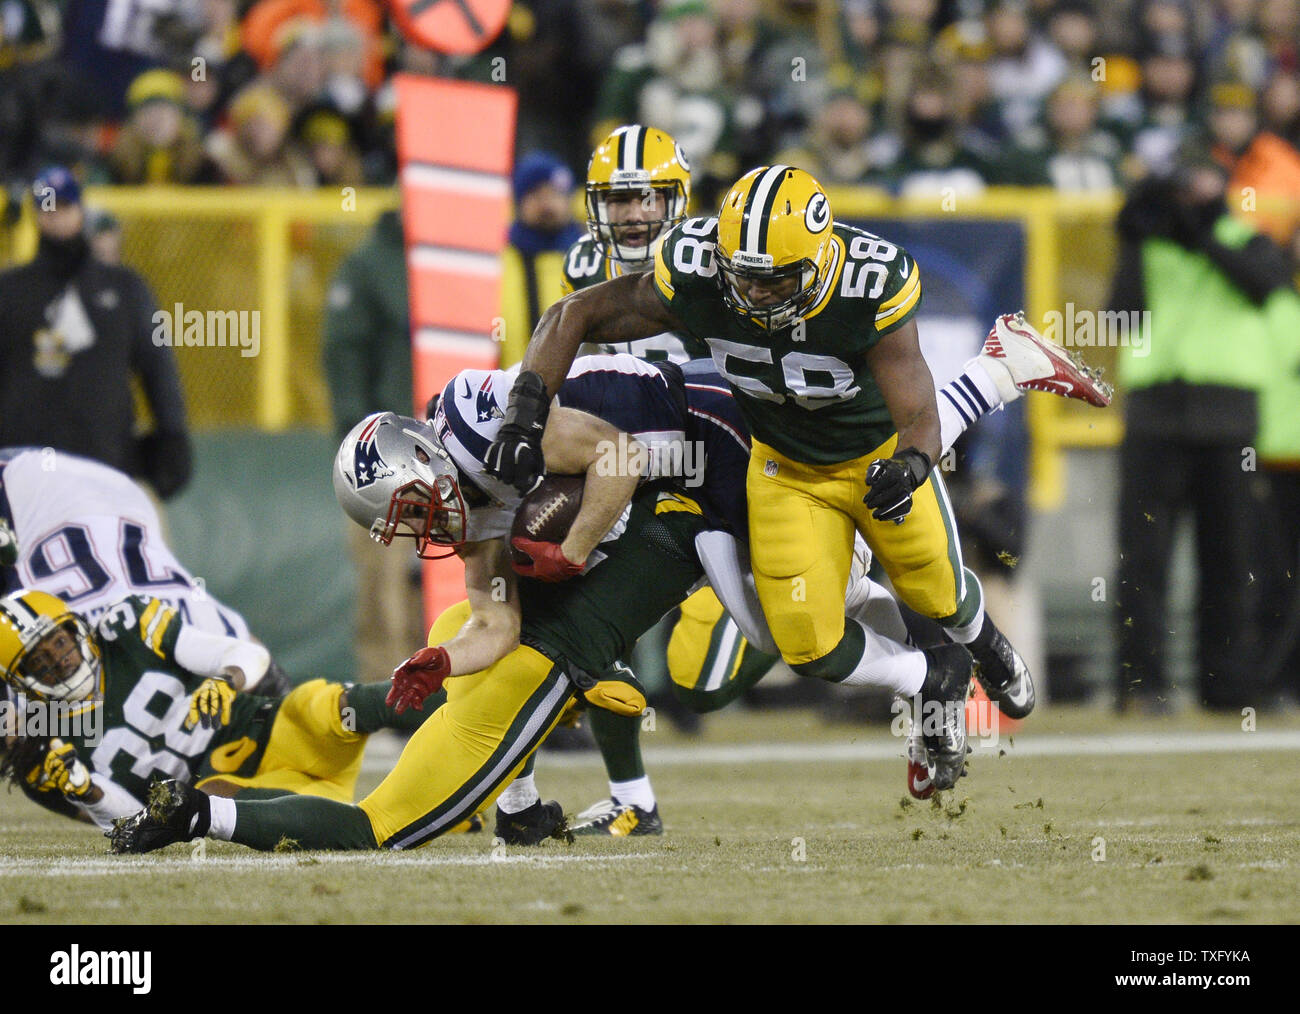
[
  {"xmin": 2, "ymin": 185, "xmax": 1125, "ymax": 508},
  {"xmin": 5, "ymin": 187, "xmax": 399, "ymax": 431}
]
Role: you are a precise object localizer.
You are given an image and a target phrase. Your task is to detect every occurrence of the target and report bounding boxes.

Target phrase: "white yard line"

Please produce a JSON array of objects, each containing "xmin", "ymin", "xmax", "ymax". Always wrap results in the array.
[
  {"xmin": 0, "ymin": 852, "xmax": 658, "ymax": 877},
  {"xmin": 361, "ymin": 729, "xmax": 1300, "ymax": 774}
]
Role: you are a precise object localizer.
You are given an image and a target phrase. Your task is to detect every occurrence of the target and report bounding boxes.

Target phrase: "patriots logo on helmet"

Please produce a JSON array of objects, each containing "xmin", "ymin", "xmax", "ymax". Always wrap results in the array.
[
  {"xmin": 352, "ymin": 416, "xmax": 394, "ymax": 489},
  {"xmin": 476, "ymin": 378, "xmax": 503, "ymax": 423}
]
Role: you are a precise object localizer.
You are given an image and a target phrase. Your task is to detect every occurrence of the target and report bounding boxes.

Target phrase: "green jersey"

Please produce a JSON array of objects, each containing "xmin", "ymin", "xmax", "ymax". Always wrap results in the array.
[
  {"xmin": 653, "ymin": 216, "xmax": 922, "ymax": 463},
  {"xmin": 561, "ymin": 234, "xmax": 709, "ymax": 363},
  {"xmin": 66, "ymin": 596, "xmax": 279, "ymax": 804},
  {"xmin": 518, "ymin": 490, "xmax": 706, "ymax": 678}
]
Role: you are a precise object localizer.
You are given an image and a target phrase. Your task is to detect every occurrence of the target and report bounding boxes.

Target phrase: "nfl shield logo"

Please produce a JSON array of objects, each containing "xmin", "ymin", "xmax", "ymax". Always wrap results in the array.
[{"xmin": 764, "ymin": 459, "xmax": 779, "ymax": 478}]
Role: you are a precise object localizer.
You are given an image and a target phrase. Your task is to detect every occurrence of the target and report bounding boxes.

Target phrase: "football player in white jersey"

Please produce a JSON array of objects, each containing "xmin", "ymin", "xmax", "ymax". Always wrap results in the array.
[{"xmin": 0, "ymin": 447, "xmax": 250, "ymax": 639}]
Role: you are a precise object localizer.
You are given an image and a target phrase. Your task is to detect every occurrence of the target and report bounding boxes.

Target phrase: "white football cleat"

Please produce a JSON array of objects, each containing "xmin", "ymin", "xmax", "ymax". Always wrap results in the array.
[{"xmin": 981, "ymin": 311, "xmax": 1113, "ymax": 407}]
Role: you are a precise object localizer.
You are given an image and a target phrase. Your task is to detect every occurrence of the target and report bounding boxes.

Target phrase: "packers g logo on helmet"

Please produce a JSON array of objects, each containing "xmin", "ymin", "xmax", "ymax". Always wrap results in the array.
[
  {"xmin": 0, "ymin": 589, "xmax": 102, "ymax": 703},
  {"xmin": 716, "ymin": 165, "xmax": 836, "ymax": 330},
  {"xmin": 586, "ymin": 124, "xmax": 691, "ymax": 264}
]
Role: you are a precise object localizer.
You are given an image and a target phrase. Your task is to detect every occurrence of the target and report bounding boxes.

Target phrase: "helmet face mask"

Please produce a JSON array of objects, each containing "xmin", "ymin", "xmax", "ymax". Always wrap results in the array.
[
  {"xmin": 0, "ymin": 592, "xmax": 102, "ymax": 703},
  {"xmin": 334, "ymin": 412, "xmax": 469, "ymax": 560},
  {"xmin": 379, "ymin": 472, "xmax": 468, "ymax": 560},
  {"xmin": 586, "ymin": 125, "xmax": 691, "ymax": 265},
  {"xmin": 715, "ymin": 165, "xmax": 834, "ymax": 330},
  {"xmin": 716, "ymin": 250, "xmax": 820, "ymax": 331}
]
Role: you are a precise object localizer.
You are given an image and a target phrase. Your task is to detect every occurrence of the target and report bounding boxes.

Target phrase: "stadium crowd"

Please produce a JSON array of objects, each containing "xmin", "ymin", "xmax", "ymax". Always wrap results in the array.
[{"xmin": 1, "ymin": 0, "xmax": 1297, "ymax": 206}]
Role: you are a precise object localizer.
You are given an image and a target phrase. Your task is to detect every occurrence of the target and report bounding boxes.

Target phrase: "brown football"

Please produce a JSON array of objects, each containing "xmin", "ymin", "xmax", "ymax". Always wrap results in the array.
[{"xmin": 510, "ymin": 474, "xmax": 585, "ymax": 565}]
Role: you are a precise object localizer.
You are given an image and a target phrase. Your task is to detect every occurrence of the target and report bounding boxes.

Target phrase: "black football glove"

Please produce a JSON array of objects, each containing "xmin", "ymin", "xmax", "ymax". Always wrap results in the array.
[
  {"xmin": 484, "ymin": 370, "xmax": 549, "ymax": 494},
  {"xmin": 864, "ymin": 448, "xmax": 931, "ymax": 523}
]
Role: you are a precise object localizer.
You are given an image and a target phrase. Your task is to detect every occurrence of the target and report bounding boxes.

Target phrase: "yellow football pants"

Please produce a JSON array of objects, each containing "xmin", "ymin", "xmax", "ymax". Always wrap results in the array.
[
  {"xmin": 667, "ymin": 587, "xmax": 749, "ymax": 693},
  {"xmin": 747, "ymin": 435, "xmax": 968, "ymax": 665},
  {"xmin": 358, "ymin": 600, "xmax": 575, "ymax": 849},
  {"xmin": 195, "ymin": 680, "xmax": 364, "ymax": 802}
]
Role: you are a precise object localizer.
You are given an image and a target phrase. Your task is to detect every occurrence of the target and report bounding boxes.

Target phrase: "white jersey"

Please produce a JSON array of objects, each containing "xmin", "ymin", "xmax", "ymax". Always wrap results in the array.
[
  {"xmin": 0, "ymin": 448, "xmax": 251, "ymax": 639},
  {"xmin": 431, "ymin": 354, "xmax": 688, "ymax": 546}
]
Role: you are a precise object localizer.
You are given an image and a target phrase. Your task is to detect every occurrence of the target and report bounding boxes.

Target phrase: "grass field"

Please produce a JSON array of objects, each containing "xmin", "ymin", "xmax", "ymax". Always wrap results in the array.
[{"xmin": 2, "ymin": 704, "xmax": 1298, "ymax": 924}]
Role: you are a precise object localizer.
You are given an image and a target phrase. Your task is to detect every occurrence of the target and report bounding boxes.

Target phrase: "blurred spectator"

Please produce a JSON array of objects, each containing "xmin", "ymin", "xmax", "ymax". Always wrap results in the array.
[
  {"xmin": 186, "ymin": 0, "xmax": 259, "ymax": 131},
  {"xmin": 1109, "ymin": 155, "xmax": 1294, "ymax": 712},
  {"xmin": 86, "ymin": 209, "xmax": 123, "ymax": 266},
  {"xmin": 1128, "ymin": 50, "xmax": 1200, "ymax": 176},
  {"xmin": 498, "ymin": 153, "xmax": 584, "ymax": 368},
  {"xmin": 1000, "ymin": 76, "xmax": 1122, "ymax": 190},
  {"xmin": 0, "ymin": 167, "xmax": 192, "ymax": 498},
  {"xmin": 0, "ymin": 6, "xmax": 80, "ymax": 200},
  {"xmin": 3, "ymin": 63, "xmax": 112, "ymax": 199},
  {"xmin": 596, "ymin": 0, "xmax": 752, "ymax": 205},
  {"xmin": 263, "ymin": 19, "xmax": 327, "ymax": 113},
  {"xmin": 985, "ymin": 0, "xmax": 1068, "ymax": 138},
  {"xmin": 939, "ymin": 31, "xmax": 1008, "ymax": 156},
  {"xmin": 1204, "ymin": 0, "xmax": 1273, "ymax": 90},
  {"xmin": 508, "ymin": 1, "xmax": 614, "ymax": 180},
  {"xmin": 748, "ymin": 0, "xmax": 845, "ymax": 151},
  {"xmin": 206, "ymin": 83, "xmax": 314, "ymax": 186},
  {"xmin": 1256, "ymin": 0, "xmax": 1299, "ymax": 74},
  {"xmin": 322, "ymin": 206, "xmax": 423, "ymax": 681},
  {"xmin": 239, "ymin": 0, "xmax": 384, "ymax": 94},
  {"xmin": 109, "ymin": 70, "xmax": 215, "ymax": 185},
  {"xmin": 1260, "ymin": 70, "xmax": 1300, "ymax": 147},
  {"xmin": 1228, "ymin": 129, "xmax": 1300, "ymax": 246},
  {"xmin": 1204, "ymin": 79, "xmax": 1260, "ymax": 173},
  {"xmin": 295, "ymin": 104, "xmax": 364, "ymax": 187},
  {"xmin": 882, "ymin": 70, "xmax": 995, "ymax": 197},
  {"xmin": 1047, "ymin": 0, "xmax": 1101, "ymax": 76},
  {"xmin": 776, "ymin": 89, "xmax": 896, "ymax": 186},
  {"xmin": 1136, "ymin": 0, "xmax": 1196, "ymax": 57},
  {"xmin": 318, "ymin": 17, "xmax": 370, "ymax": 118},
  {"xmin": 1254, "ymin": 223, "xmax": 1300, "ymax": 704},
  {"xmin": 59, "ymin": 0, "xmax": 204, "ymax": 119}
]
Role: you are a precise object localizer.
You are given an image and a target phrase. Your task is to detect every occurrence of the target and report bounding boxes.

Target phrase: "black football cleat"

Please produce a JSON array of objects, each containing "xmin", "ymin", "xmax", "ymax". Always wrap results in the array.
[
  {"xmin": 570, "ymin": 798, "xmax": 663, "ymax": 837},
  {"xmin": 917, "ymin": 643, "xmax": 974, "ymax": 790},
  {"xmin": 493, "ymin": 799, "xmax": 572, "ymax": 846},
  {"xmin": 969, "ymin": 617, "xmax": 1036, "ymax": 719},
  {"xmin": 107, "ymin": 779, "xmax": 210, "ymax": 855}
]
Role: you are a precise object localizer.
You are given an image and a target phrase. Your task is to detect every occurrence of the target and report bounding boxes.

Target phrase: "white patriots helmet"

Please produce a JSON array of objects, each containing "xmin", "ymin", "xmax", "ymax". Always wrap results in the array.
[{"xmin": 333, "ymin": 412, "xmax": 469, "ymax": 559}]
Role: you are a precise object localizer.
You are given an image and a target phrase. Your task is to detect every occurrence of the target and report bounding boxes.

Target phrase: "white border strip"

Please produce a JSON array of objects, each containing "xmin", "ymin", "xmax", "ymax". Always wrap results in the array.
[{"xmin": 402, "ymin": 164, "xmax": 509, "ymax": 198}]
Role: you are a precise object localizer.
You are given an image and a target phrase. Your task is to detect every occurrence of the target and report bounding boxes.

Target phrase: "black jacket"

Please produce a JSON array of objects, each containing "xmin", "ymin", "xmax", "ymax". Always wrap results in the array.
[{"xmin": 0, "ymin": 235, "xmax": 191, "ymax": 496}]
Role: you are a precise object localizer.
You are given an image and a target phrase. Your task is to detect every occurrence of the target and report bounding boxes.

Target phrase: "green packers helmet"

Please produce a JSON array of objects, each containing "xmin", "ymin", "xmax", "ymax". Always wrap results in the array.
[
  {"xmin": 0, "ymin": 589, "xmax": 102, "ymax": 703},
  {"xmin": 586, "ymin": 124, "xmax": 691, "ymax": 264},
  {"xmin": 715, "ymin": 165, "xmax": 835, "ymax": 330}
]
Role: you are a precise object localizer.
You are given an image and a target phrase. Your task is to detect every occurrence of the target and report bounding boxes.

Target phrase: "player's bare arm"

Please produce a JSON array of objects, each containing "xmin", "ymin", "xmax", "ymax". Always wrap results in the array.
[
  {"xmin": 440, "ymin": 537, "xmax": 521, "ymax": 675},
  {"xmin": 523, "ymin": 272, "xmax": 683, "ymax": 397},
  {"xmin": 486, "ymin": 273, "xmax": 683, "ymax": 493},
  {"xmin": 861, "ymin": 318, "xmax": 943, "ymax": 523},
  {"xmin": 540, "ymin": 407, "xmax": 646, "ymax": 565},
  {"xmin": 864, "ymin": 318, "xmax": 942, "ymax": 465}
]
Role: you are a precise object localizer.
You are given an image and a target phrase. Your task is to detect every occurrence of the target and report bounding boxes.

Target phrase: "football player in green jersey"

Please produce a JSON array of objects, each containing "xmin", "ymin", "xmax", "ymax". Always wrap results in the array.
[
  {"xmin": 562, "ymin": 123, "xmax": 707, "ymax": 364},
  {"xmin": 485, "ymin": 166, "xmax": 1113, "ymax": 752},
  {"xmin": 562, "ymin": 126, "xmax": 775, "ymax": 832},
  {"xmin": 0, "ymin": 589, "xmax": 443, "ymax": 832}
]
